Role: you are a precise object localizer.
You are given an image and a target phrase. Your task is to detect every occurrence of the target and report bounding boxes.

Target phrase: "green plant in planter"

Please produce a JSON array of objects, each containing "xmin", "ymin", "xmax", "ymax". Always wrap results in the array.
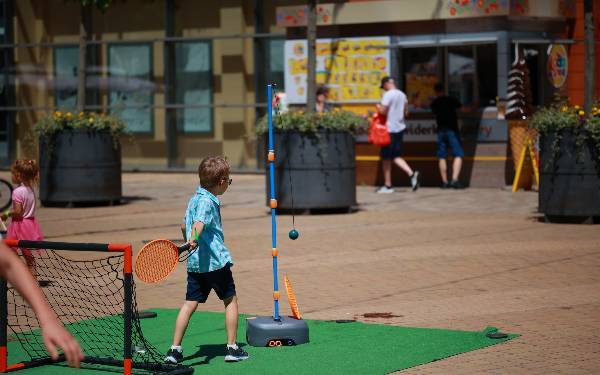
[
  {"xmin": 587, "ymin": 109, "xmax": 600, "ymax": 160},
  {"xmin": 531, "ymin": 103, "xmax": 600, "ymax": 169},
  {"xmin": 34, "ymin": 111, "xmax": 126, "ymax": 141},
  {"xmin": 256, "ymin": 109, "xmax": 368, "ymax": 135}
]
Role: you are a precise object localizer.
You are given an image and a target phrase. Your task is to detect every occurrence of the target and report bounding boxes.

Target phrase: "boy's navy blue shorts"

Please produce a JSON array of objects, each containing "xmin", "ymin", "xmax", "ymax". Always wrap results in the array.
[{"xmin": 186, "ymin": 263, "xmax": 236, "ymax": 303}]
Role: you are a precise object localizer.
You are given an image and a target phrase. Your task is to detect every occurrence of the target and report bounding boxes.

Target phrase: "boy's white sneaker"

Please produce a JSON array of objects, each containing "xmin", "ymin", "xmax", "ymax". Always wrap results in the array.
[
  {"xmin": 225, "ymin": 346, "xmax": 249, "ymax": 362},
  {"xmin": 164, "ymin": 347, "xmax": 183, "ymax": 364}
]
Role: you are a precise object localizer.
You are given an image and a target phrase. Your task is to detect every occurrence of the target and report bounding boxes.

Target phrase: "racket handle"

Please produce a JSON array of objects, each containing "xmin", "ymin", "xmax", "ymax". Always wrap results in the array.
[{"xmin": 178, "ymin": 243, "xmax": 192, "ymax": 254}]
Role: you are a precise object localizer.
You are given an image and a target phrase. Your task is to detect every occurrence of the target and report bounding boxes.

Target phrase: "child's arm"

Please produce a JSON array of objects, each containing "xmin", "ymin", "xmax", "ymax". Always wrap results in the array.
[
  {"xmin": 0, "ymin": 243, "xmax": 83, "ymax": 367},
  {"xmin": 11, "ymin": 202, "xmax": 23, "ymax": 219},
  {"xmin": 187, "ymin": 221, "xmax": 205, "ymax": 248},
  {"xmin": 1, "ymin": 202, "xmax": 23, "ymax": 221}
]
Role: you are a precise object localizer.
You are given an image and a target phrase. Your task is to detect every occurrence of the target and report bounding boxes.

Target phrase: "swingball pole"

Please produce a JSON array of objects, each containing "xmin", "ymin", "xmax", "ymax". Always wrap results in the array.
[
  {"xmin": 267, "ymin": 84, "xmax": 281, "ymax": 321},
  {"xmin": 245, "ymin": 85, "xmax": 309, "ymax": 347}
]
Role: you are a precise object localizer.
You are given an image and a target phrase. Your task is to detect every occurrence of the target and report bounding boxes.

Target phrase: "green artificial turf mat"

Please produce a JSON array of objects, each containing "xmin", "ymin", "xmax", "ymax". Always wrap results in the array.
[{"xmin": 7, "ymin": 309, "xmax": 518, "ymax": 374}]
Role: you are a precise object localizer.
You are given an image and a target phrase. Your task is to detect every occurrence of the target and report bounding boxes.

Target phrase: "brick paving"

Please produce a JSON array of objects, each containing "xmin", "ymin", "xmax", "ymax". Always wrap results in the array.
[{"xmin": 10, "ymin": 172, "xmax": 600, "ymax": 374}]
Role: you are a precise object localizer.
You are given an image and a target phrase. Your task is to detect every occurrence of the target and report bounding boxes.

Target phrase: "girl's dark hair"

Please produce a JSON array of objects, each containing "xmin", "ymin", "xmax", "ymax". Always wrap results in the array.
[{"xmin": 11, "ymin": 159, "xmax": 39, "ymax": 187}]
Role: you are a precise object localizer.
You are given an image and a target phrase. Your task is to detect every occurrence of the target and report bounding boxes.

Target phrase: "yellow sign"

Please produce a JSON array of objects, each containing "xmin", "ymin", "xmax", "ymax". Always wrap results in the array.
[
  {"xmin": 284, "ymin": 37, "xmax": 391, "ymax": 104},
  {"xmin": 405, "ymin": 74, "xmax": 437, "ymax": 111}
]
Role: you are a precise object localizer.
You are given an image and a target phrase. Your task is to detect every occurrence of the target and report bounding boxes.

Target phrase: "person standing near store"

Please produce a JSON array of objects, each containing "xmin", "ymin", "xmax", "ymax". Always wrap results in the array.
[
  {"xmin": 431, "ymin": 83, "xmax": 465, "ymax": 189},
  {"xmin": 315, "ymin": 86, "xmax": 332, "ymax": 113},
  {"xmin": 376, "ymin": 76, "xmax": 420, "ymax": 193}
]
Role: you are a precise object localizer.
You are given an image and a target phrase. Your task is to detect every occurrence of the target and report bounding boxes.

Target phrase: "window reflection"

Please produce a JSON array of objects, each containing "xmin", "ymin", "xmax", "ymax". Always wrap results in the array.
[
  {"xmin": 448, "ymin": 46, "xmax": 474, "ymax": 107},
  {"xmin": 402, "ymin": 48, "xmax": 439, "ymax": 112},
  {"xmin": 108, "ymin": 44, "xmax": 153, "ymax": 133},
  {"xmin": 175, "ymin": 41, "xmax": 212, "ymax": 133}
]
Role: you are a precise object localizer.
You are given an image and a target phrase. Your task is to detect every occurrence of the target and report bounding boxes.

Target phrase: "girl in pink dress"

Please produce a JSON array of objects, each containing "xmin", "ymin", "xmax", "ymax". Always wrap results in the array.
[{"xmin": 2, "ymin": 160, "xmax": 44, "ymax": 279}]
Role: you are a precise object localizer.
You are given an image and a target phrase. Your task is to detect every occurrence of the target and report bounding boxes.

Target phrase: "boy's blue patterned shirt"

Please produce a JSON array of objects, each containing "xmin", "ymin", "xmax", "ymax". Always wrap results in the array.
[{"xmin": 183, "ymin": 187, "xmax": 232, "ymax": 273}]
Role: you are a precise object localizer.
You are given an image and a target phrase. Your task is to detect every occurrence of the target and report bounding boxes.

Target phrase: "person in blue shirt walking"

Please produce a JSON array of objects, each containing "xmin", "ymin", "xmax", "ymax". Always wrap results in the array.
[{"xmin": 165, "ymin": 156, "xmax": 249, "ymax": 364}]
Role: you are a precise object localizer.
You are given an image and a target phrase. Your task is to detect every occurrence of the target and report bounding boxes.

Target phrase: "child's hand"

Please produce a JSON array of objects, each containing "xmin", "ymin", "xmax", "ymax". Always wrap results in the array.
[
  {"xmin": 187, "ymin": 240, "xmax": 198, "ymax": 249},
  {"xmin": 40, "ymin": 318, "xmax": 84, "ymax": 367},
  {"xmin": 1, "ymin": 211, "xmax": 10, "ymax": 221}
]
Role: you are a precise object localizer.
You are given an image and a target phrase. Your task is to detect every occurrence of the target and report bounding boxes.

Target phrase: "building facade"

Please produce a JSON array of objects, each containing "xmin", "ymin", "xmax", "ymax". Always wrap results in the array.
[
  {"xmin": 1, "ymin": 0, "xmax": 306, "ymax": 170},
  {"xmin": 277, "ymin": 0, "xmax": 599, "ymax": 187},
  {"xmin": 0, "ymin": 0, "xmax": 598, "ymax": 187}
]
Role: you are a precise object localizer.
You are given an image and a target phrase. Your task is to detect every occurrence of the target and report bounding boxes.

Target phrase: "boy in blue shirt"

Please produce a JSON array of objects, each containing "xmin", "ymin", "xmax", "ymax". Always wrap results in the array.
[{"xmin": 165, "ymin": 156, "xmax": 249, "ymax": 364}]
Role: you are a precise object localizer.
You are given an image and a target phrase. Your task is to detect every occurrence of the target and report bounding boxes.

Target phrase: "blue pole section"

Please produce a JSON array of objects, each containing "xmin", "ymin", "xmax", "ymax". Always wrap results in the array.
[{"xmin": 267, "ymin": 84, "xmax": 280, "ymax": 321}]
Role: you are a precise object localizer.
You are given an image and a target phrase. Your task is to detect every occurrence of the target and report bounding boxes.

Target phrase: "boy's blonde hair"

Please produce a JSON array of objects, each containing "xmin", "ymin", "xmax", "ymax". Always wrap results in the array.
[{"xmin": 198, "ymin": 156, "xmax": 230, "ymax": 188}]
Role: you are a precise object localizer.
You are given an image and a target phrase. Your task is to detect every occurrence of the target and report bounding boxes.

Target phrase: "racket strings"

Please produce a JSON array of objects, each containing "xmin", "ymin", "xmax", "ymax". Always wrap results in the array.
[{"xmin": 134, "ymin": 240, "xmax": 179, "ymax": 284}]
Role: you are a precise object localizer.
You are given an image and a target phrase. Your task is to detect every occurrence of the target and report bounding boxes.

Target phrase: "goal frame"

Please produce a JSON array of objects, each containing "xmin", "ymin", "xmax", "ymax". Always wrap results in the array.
[{"xmin": 0, "ymin": 239, "xmax": 191, "ymax": 375}]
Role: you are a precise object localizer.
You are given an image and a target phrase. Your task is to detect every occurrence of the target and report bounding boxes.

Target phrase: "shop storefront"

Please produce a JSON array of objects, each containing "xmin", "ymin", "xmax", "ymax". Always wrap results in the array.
[
  {"xmin": 276, "ymin": 0, "xmax": 597, "ymax": 187},
  {"xmin": 0, "ymin": 0, "xmax": 597, "ymax": 180}
]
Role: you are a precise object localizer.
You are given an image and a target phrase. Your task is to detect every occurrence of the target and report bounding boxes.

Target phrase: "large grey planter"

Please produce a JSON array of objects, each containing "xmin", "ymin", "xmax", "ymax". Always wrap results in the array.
[
  {"xmin": 265, "ymin": 130, "xmax": 356, "ymax": 210},
  {"xmin": 39, "ymin": 129, "xmax": 122, "ymax": 206},
  {"xmin": 539, "ymin": 130, "xmax": 600, "ymax": 221}
]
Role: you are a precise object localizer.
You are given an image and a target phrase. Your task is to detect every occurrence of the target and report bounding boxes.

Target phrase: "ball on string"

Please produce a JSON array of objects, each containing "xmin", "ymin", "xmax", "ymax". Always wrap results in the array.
[{"xmin": 288, "ymin": 229, "xmax": 299, "ymax": 240}]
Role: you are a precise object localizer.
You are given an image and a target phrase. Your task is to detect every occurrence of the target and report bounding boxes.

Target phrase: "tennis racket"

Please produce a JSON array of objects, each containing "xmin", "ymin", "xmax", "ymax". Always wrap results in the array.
[
  {"xmin": 134, "ymin": 240, "xmax": 193, "ymax": 284},
  {"xmin": 284, "ymin": 276, "xmax": 302, "ymax": 320}
]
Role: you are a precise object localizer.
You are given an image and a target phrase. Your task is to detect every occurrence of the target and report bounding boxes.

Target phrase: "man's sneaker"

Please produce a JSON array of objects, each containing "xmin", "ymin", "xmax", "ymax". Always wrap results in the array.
[
  {"xmin": 450, "ymin": 180, "xmax": 465, "ymax": 189},
  {"xmin": 225, "ymin": 346, "xmax": 249, "ymax": 362},
  {"xmin": 441, "ymin": 182, "xmax": 450, "ymax": 189},
  {"xmin": 410, "ymin": 171, "xmax": 420, "ymax": 191},
  {"xmin": 164, "ymin": 348, "xmax": 183, "ymax": 364},
  {"xmin": 376, "ymin": 186, "xmax": 394, "ymax": 194}
]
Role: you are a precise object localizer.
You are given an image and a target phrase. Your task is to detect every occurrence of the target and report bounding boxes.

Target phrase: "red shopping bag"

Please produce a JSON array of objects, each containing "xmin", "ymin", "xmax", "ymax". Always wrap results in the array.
[{"xmin": 368, "ymin": 113, "xmax": 390, "ymax": 146}]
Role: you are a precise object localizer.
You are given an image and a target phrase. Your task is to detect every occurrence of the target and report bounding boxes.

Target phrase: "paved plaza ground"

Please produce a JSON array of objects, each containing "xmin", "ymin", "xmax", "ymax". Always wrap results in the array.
[{"xmin": 10, "ymin": 172, "xmax": 600, "ymax": 374}]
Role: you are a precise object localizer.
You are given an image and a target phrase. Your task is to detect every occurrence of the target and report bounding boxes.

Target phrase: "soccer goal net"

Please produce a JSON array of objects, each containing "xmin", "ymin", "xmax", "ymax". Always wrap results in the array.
[{"xmin": 0, "ymin": 240, "xmax": 192, "ymax": 375}]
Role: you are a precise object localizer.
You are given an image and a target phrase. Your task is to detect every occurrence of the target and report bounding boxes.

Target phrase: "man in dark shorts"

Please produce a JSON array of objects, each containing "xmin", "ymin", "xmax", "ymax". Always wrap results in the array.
[
  {"xmin": 431, "ymin": 83, "xmax": 465, "ymax": 189},
  {"xmin": 376, "ymin": 76, "xmax": 420, "ymax": 193}
]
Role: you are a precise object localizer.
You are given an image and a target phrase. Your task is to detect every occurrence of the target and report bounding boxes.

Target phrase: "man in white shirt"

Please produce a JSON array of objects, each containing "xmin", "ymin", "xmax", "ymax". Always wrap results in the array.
[{"xmin": 375, "ymin": 76, "xmax": 420, "ymax": 193}]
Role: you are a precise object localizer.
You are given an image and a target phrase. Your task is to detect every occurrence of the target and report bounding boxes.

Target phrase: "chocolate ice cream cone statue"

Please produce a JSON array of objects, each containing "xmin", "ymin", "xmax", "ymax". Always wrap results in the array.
[{"xmin": 507, "ymin": 45, "xmax": 537, "ymax": 189}]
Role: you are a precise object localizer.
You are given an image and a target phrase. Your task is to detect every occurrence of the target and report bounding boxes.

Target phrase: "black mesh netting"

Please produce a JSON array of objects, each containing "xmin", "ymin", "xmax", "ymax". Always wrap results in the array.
[{"xmin": 6, "ymin": 249, "xmax": 191, "ymax": 374}]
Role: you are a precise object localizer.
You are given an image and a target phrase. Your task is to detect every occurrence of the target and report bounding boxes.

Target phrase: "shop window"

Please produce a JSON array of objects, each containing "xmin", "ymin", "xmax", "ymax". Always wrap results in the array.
[
  {"xmin": 268, "ymin": 38, "xmax": 285, "ymax": 91},
  {"xmin": 476, "ymin": 44, "xmax": 497, "ymax": 106},
  {"xmin": 108, "ymin": 43, "xmax": 153, "ymax": 133},
  {"xmin": 448, "ymin": 46, "xmax": 475, "ymax": 107},
  {"xmin": 54, "ymin": 46, "xmax": 79, "ymax": 111},
  {"xmin": 402, "ymin": 47, "xmax": 440, "ymax": 112},
  {"xmin": 174, "ymin": 41, "xmax": 212, "ymax": 133}
]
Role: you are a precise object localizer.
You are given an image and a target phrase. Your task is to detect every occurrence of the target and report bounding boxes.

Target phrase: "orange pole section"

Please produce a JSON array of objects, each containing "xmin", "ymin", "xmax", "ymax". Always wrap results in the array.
[
  {"xmin": 2, "ymin": 240, "xmax": 17, "ymax": 248},
  {"xmin": 108, "ymin": 244, "xmax": 132, "ymax": 274},
  {"xmin": 0, "ymin": 346, "xmax": 6, "ymax": 373},
  {"xmin": 123, "ymin": 358, "xmax": 132, "ymax": 375},
  {"xmin": 5, "ymin": 363, "xmax": 24, "ymax": 371}
]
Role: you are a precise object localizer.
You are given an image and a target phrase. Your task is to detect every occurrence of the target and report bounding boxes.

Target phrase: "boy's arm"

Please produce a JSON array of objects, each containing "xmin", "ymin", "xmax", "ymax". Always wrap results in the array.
[
  {"xmin": 0, "ymin": 243, "xmax": 83, "ymax": 367},
  {"xmin": 188, "ymin": 221, "xmax": 205, "ymax": 248}
]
